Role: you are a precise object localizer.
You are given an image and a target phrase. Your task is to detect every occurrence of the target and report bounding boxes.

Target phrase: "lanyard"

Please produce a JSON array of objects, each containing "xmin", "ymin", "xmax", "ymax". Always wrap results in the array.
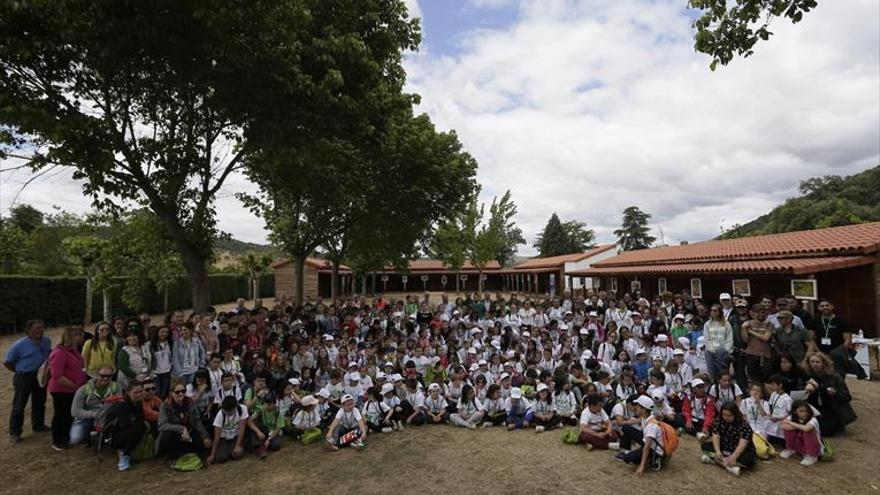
[{"xmin": 820, "ymin": 316, "xmax": 835, "ymax": 339}]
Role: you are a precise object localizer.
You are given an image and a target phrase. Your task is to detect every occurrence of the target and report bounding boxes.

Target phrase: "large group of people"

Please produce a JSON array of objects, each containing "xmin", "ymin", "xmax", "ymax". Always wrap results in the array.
[{"xmin": 4, "ymin": 288, "xmax": 860, "ymax": 476}]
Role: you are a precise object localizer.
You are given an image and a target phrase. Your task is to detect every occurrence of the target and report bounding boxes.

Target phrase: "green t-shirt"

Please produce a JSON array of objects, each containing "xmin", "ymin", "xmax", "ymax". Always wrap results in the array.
[{"xmin": 257, "ymin": 408, "xmax": 285, "ymax": 431}]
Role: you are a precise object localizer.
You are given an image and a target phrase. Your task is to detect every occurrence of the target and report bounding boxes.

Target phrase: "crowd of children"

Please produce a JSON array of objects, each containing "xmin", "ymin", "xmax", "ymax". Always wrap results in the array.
[{"xmin": 6, "ymin": 288, "xmax": 859, "ymax": 475}]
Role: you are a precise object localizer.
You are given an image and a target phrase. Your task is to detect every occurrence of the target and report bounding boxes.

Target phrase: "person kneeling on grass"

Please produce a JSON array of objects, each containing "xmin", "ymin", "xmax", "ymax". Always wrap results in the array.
[
  {"xmin": 616, "ymin": 396, "xmax": 666, "ymax": 474},
  {"xmin": 208, "ymin": 395, "xmax": 248, "ymax": 464},
  {"xmin": 157, "ymin": 379, "xmax": 211, "ymax": 460},
  {"xmin": 579, "ymin": 394, "xmax": 619, "ymax": 450},
  {"xmin": 700, "ymin": 401, "xmax": 757, "ymax": 476},
  {"xmin": 505, "ymin": 387, "xmax": 533, "ymax": 430},
  {"xmin": 326, "ymin": 394, "xmax": 367, "ymax": 450},
  {"xmin": 247, "ymin": 392, "xmax": 284, "ymax": 458},
  {"xmin": 779, "ymin": 400, "xmax": 822, "ymax": 466},
  {"xmin": 105, "ymin": 380, "xmax": 150, "ymax": 472}
]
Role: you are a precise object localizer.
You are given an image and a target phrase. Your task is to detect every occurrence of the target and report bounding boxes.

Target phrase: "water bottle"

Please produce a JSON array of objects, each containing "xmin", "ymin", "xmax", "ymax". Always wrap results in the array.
[{"xmin": 857, "ymin": 329, "xmax": 864, "ymax": 340}]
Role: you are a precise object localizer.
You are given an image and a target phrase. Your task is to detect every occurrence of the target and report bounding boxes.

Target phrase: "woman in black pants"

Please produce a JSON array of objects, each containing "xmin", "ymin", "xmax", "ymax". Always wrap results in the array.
[
  {"xmin": 699, "ymin": 401, "xmax": 757, "ymax": 476},
  {"xmin": 106, "ymin": 381, "xmax": 149, "ymax": 471},
  {"xmin": 157, "ymin": 378, "xmax": 211, "ymax": 459}
]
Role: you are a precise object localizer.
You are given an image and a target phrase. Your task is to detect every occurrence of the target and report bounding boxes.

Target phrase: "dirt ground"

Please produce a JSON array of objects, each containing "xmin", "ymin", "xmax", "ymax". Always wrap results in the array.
[{"xmin": 2, "ymin": 323, "xmax": 879, "ymax": 495}]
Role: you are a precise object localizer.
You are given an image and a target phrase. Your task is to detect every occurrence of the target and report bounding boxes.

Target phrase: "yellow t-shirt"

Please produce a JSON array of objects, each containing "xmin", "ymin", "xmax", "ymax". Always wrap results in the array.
[{"xmin": 82, "ymin": 339, "xmax": 115, "ymax": 373}]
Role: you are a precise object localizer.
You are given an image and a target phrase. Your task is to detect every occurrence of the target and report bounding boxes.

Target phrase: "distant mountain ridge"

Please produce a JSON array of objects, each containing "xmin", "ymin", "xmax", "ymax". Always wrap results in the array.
[
  {"xmin": 719, "ymin": 165, "xmax": 880, "ymax": 239},
  {"xmin": 214, "ymin": 237, "xmax": 272, "ymax": 255}
]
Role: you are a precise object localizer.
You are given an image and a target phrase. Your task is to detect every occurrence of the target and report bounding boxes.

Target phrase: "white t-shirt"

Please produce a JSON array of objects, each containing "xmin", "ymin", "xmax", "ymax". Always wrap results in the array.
[
  {"xmin": 709, "ymin": 384, "xmax": 743, "ymax": 410},
  {"xmin": 766, "ymin": 392, "xmax": 792, "ymax": 439},
  {"xmin": 291, "ymin": 408, "xmax": 321, "ymax": 430},
  {"xmin": 642, "ymin": 417, "xmax": 665, "ymax": 455},
  {"xmin": 740, "ymin": 397, "xmax": 771, "ymax": 437},
  {"xmin": 213, "ymin": 404, "xmax": 249, "ymax": 440},
  {"xmin": 362, "ymin": 400, "xmax": 390, "ymax": 424},
  {"xmin": 611, "ymin": 402, "xmax": 640, "ymax": 431},
  {"xmin": 424, "ymin": 394, "xmax": 448, "ymax": 414},
  {"xmin": 579, "ymin": 408, "xmax": 609, "ymax": 431},
  {"xmin": 553, "ymin": 392, "xmax": 577, "ymax": 416},
  {"xmin": 335, "ymin": 407, "xmax": 363, "ymax": 429}
]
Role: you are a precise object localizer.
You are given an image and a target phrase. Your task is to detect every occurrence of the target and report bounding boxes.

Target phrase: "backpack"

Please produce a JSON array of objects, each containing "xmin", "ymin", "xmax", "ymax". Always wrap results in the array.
[
  {"xmin": 649, "ymin": 417, "xmax": 679, "ymax": 457},
  {"xmin": 171, "ymin": 453, "xmax": 203, "ymax": 472},
  {"xmin": 561, "ymin": 429, "xmax": 580, "ymax": 445},
  {"xmin": 94, "ymin": 395, "xmax": 125, "ymax": 432}
]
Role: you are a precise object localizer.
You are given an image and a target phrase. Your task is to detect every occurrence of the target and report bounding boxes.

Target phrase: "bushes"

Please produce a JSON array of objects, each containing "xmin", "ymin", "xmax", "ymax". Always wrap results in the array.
[{"xmin": 0, "ymin": 273, "xmax": 275, "ymax": 334}]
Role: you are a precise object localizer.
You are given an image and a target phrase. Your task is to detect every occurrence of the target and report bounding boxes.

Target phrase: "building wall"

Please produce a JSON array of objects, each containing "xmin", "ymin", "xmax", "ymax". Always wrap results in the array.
[
  {"xmin": 566, "ymin": 248, "xmax": 619, "ymax": 290},
  {"xmin": 273, "ymin": 263, "xmax": 319, "ymax": 301}
]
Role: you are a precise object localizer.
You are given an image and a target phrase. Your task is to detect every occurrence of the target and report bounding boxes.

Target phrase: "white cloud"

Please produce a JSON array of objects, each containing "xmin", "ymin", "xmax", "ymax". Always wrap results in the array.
[{"xmin": 406, "ymin": 0, "xmax": 880, "ymax": 253}]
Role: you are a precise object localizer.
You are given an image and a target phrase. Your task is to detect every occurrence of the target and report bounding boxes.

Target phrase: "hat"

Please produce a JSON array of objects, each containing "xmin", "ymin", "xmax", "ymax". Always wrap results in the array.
[
  {"xmin": 392, "ymin": 373, "xmax": 404, "ymax": 382},
  {"xmin": 478, "ymin": 359, "xmax": 488, "ymax": 366},
  {"xmin": 510, "ymin": 388, "xmax": 523, "ymax": 399},
  {"xmin": 651, "ymin": 390, "xmax": 665, "ymax": 401},
  {"xmin": 452, "ymin": 309, "xmax": 461, "ymax": 315},
  {"xmin": 673, "ymin": 313, "xmax": 685, "ymax": 321},
  {"xmin": 690, "ymin": 378, "xmax": 705, "ymax": 388},
  {"xmin": 635, "ymin": 348, "xmax": 647, "ymax": 355},
  {"xmin": 565, "ymin": 310, "xmax": 573, "ymax": 315},
  {"xmin": 522, "ymin": 331, "xmax": 531, "ymax": 338},
  {"xmin": 349, "ymin": 374, "xmax": 360, "ymax": 382},
  {"xmin": 559, "ymin": 323, "xmax": 569, "ymax": 330},
  {"xmin": 651, "ymin": 354, "xmax": 663, "ymax": 362},
  {"xmin": 719, "ymin": 292, "xmax": 732, "ymax": 300},
  {"xmin": 635, "ymin": 396, "xmax": 654, "ymax": 410},
  {"xmin": 673, "ymin": 348, "xmax": 685, "ymax": 356},
  {"xmin": 376, "ymin": 371, "xmax": 387, "ymax": 380},
  {"xmin": 589, "ymin": 311, "xmax": 598, "ymax": 317},
  {"xmin": 735, "ymin": 299, "xmax": 748, "ymax": 307},
  {"xmin": 468, "ymin": 347, "xmax": 477, "ymax": 354},
  {"xmin": 381, "ymin": 383, "xmax": 395, "ymax": 395},
  {"xmin": 301, "ymin": 395, "xmax": 319, "ymax": 407},
  {"xmin": 500, "ymin": 372, "xmax": 510, "ymax": 380},
  {"xmin": 469, "ymin": 363, "xmax": 479, "ymax": 372},
  {"xmin": 348, "ymin": 361, "xmax": 359, "ymax": 368},
  {"xmin": 684, "ymin": 314, "xmax": 694, "ymax": 323},
  {"xmin": 491, "ymin": 340, "xmax": 502, "ymax": 349},
  {"xmin": 536, "ymin": 383, "xmax": 548, "ymax": 393},
  {"xmin": 341, "ymin": 394, "xmax": 354, "ymax": 403},
  {"xmin": 580, "ymin": 350, "xmax": 594, "ymax": 360},
  {"xmin": 677, "ymin": 336, "xmax": 690, "ymax": 347},
  {"xmin": 317, "ymin": 388, "xmax": 331, "ymax": 399},
  {"xmin": 656, "ymin": 334, "xmax": 669, "ymax": 342},
  {"xmin": 506, "ymin": 350, "xmax": 516, "ymax": 358},
  {"xmin": 632, "ymin": 312, "xmax": 642, "ymax": 319},
  {"xmin": 384, "ymin": 361, "xmax": 395, "ymax": 368},
  {"xmin": 777, "ymin": 310, "xmax": 793, "ymax": 318},
  {"xmin": 579, "ymin": 327, "xmax": 590, "ymax": 335},
  {"xmin": 288, "ymin": 377, "xmax": 301, "ymax": 386},
  {"xmin": 472, "ymin": 327, "xmax": 483, "ymax": 334},
  {"xmin": 428, "ymin": 383, "xmax": 441, "ymax": 391},
  {"xmin": 323, "ymin": 334, "xmax": 334, "ymax": 341}
]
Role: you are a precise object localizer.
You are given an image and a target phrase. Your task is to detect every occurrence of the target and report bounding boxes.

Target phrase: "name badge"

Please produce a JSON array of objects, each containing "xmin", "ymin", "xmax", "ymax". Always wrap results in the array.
[{"xmin": 821, "ymin": 338, "xmax": 832, "ymax": 346}]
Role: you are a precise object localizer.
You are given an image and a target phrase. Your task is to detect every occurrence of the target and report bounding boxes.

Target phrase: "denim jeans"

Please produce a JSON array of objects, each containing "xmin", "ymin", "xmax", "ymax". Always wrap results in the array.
[
  {"xmin": 69, "ymin": 418, "xmax": 94, "ymax": 445},
  {"xmin": 705, "ymin": 349, "xmax": 730, "ymax": 381}
]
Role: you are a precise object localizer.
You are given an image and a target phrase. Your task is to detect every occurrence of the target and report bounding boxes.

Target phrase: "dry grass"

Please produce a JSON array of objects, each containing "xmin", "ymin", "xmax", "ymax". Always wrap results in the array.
[{"xmin": 2, "ymin": 328, "xmax": 879, "ymax": 495}]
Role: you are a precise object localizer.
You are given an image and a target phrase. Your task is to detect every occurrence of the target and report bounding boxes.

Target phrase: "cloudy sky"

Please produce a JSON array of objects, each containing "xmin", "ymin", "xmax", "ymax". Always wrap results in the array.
[{"xmin": 2, "ymin": 0, "xmax": 878, "ymax": 255}]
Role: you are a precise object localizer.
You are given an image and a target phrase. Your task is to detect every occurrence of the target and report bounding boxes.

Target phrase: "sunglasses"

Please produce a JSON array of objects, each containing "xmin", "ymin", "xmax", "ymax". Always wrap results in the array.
[
  {"xmin": 144, "ymin": 387, "xmax": 156, "ymax": 391},
  {"xmin": 98, "ymin": 374, "xmax": 114, "ymax": 378},
  {"xmin": 172, "ymin": 389, "xmax": 185, "ymax": 395}
]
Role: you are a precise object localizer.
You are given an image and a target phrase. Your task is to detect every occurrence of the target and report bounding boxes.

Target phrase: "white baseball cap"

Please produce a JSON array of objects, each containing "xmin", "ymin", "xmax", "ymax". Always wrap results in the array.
[
  {"xmin": 469, "ymin": 363, "xmax": 479, "ymax": 372},
  {"xmin": 510, "ymin": 388, "xmax": 523, "ymax": 399},
  {"xmin": 656, "ymin": 334, "xmax": 668, "ymax": 342},
  {"xmin": 537, "ymin": 383, "xmax": 548, "ymax": 393},
  {"xmin": 317, "ymin": 388, "xmax": 331, "ymax": 399},
  {"xmin": 341, "ymin": 394, "xmax": 354, "ymax": 403},
  {"xmin": 581, "ymin": 350, "xmax": 594, "ymax": 360},
  {"xmin": 381, "ymin": 383, "xmax": 395, "ymax": 395},
  {"xmin": 376, "ymin": 371, "xmax": 387, "ymax": 380},
  {"xmin": 301, "ymin": 395, "xmax": 319, "ymax": 407},
  {"xmin": 719, "ymin": 292, "xmax": 732, "ymax": 300},
  {"xmin": 635, "ymin": 396, "xmax": 654, "ymax": 409},
  {"xmin": 589, "ymin": 311, "xmax": 598, "ymax": 317},
  {"xmin": 673, "ymin": 348, "xmax": 685, "ymax": 356},
  {"xmin": 579, "ymin": 327, "xmax": 590, "ymax": 335},
  {"xmin": 392, "ymin": 373, "xmax": 404, "ymax": 382},
  {"xmin": 500, "ymin": 372, "xmax": 510, "ymax": 380},
  {"xmin": 323, "ymin": 334, "xmax": 334, "ymax": 341},
  {"xmin": 288, "ymin": 377, "xmax": 301, "ymax": 386},
  {"xmin": 673, "ymin": 314, "xmax": 685, "ymax": 321},
  {"xmin": 651, "ymin": 390, "xmax": 665, "ymax": 401},
  {"xmin": 522, "ymin": 331, "xmax": 531, "ymax": 338},
  {"xmin": 678, "ymin": 336, "xmax": 690, "ymax": 348},
  {"xmin": 691, "ymin": 378, "xmax": 705, "ymax": 388},
  {"xmin": 428, "ymin": 383, "xmax": 441, "ymax": 391},
  {"xmin": 635, "ymin": 348, "xmax": 647, "ymax": 355},
  {"xmin": 468, "ymin": 347, "xmax": 477, "ymax": 354}
]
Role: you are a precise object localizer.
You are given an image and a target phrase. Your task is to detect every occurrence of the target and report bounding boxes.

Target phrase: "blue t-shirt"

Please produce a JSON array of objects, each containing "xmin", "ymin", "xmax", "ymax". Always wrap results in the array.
[{"xmin": 4, "ymin": 336, "xmax": 51, "ymax": 373}]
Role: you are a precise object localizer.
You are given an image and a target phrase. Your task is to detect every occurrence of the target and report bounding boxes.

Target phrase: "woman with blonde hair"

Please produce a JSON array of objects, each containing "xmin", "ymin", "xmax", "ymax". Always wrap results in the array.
[
  {"xmin": 801, "ymin": 351, "xmax": 856, "ymax": 436},
  {"xmin": 48, "ymin": 325, "xmax": 88, "ymax": 450},
  {"xmin": 81, "ymin": 321, "xmax": 116, "ymax": 377}
]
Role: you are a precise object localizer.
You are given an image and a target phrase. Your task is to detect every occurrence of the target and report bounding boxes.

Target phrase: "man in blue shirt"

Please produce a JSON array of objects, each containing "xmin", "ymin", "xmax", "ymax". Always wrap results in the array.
[{"xmin": 3, "ymin": 319, "xmax": 52, "ymax": 443}]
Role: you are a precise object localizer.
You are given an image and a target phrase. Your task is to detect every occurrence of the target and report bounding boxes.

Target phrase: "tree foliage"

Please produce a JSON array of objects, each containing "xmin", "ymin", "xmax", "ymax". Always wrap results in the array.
[
  {"xmin": 533, "ymin": 213, "xmax": 596, "ymax": 257},
  {"xmin": 720, "ymin": 165, "xmax": 880, "ymax": 239},
  {"xmin": 8, "ymin": 204, "xmax": 44, "ymax": 233},
  {"xmin": 690, "ymin": 0, "xmax": 819, "ymax": 70},
  {"xmin": 614, "ymin": 206, "xmax": 656, "ymax": 251},
  {"xmin": 486, "ymin": 190, "xmax": 525, "ymax": 267}
]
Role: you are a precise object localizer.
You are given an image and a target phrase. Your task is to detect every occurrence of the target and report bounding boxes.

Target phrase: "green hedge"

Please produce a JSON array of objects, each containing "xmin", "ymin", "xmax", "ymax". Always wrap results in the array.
[{"xmin": 0, "ymin": 273, "xmax": 274, "ymax": 334}]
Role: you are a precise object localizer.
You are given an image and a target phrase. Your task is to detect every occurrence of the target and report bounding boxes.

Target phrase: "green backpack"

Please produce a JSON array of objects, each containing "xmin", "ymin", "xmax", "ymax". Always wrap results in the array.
[
  {"xmin": 820, "ymin": 439, "xmax": 835, "ymax": 461},
  {"xmin": 301, "ymin": 428, "xmax": 323, "ymax": 445},
  {"xmin": 562, "ymin": 429, "xmax": 580, "ymax": 445},
  {"xmin": 131, "ymin": 432, "xmax": 155, "ymax": 461},
  {"xmin": 171, "ymin": 453, "xmax": 204, "ymax": 472}
]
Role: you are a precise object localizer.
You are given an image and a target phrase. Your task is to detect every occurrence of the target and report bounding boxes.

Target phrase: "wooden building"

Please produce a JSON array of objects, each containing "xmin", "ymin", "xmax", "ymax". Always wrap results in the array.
[
  {"xmin": 272, "ymin": 257, "xmax": 353, "ymax": 301},
  {"xmin": 568, "ymin": 223, "xmax": 880, "ymax": 337}
]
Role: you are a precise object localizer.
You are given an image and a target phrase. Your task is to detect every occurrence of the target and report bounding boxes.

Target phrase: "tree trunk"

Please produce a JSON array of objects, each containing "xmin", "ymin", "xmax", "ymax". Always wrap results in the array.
[
  {"xmin": 455, "ymin": 271, "xmax": 460, "ymax": 293},
  {"xmin": 478, "ymin": 269, "xmax": 484, "ymax": 293},
  {"xmin": 102, "ymin": 289, "xmax": 111, "ymax": 322},
  {"xmin": 361, "ymin": 275, "xmax": 367, "ymax": 295},
  {"xmin": 292, "ymin": 255, "xmax": 306, "ymax": 305},
  {"xmin": 330, "ymin": 263, "xmax": 340, "ymax": 302},
  {"xmin": 84, "ymin": 276, "xmax": 94, "ymax": 325},
  {"xmin": 163, "ymin": 289, "xmax": 169, "ymax": 314},
  {"xmin": 253, "ymin": 275, "xmax": 261, "ymax": 304},
  {"xmin": 178, "ymin": 246, "xmax": 211, "ymax": 312}
]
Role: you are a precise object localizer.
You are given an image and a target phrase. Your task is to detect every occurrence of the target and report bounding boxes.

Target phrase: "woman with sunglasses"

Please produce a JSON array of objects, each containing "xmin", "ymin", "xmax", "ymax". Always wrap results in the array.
[
  {"xmin": 157, "ymin": 378, "xmax": 212, "ymax": 460},
  {"xmin": 70, "ymin": 366, "xmax": 120, "ymax": 445}
]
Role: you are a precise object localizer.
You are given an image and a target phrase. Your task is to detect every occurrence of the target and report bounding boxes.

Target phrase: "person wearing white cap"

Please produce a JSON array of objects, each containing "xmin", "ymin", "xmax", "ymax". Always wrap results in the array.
[
  {"xmin": 531, "ymin": 383, "xmax": 560, "ymax": 432},
  {"xmin": 615, "ymin": 395, "xmax": 666, "ymax": 473},
  {"xmin": 682, "ymin": 378, "xmax": 715, "ymax": 440},
  {"xmin": 649, "ymin": 333, "xmax": 672, "ymax": 366},
  {"xmin": 504, "ymin": 387, "xmax": 533, "ymax": 430},
  {"xmin": 343, "ymin": 373, "xmax": 365, "ymax": 407},
  {"xmin": 718, "ymin": 292, "xmax": 734, "ymax": 320},
  {"xmin": 379, "ymin": 382, "xmax": 405, "ymax": 431},
  {"xmin": 578, "ymin": 394, "xmax": 619, "ymax": 451},
  {"xmin": 670, "ymin": 314, "xmax": 688, "ymax": 346},
  {"xmin": 423, "ymin": 383, "xmax": 449, "ymax": 424},
  {"xmin": 325, "ymin": 394, "xmax": 366, "ymax": 451},
  {"xmin": 685, "ymin": 337, "xmax": 708, "ymax": 376},
  {"xmin": 671, "ymin": 348, "xmax": 693, "ymax": 385},
  {"xmin": 632, "ymin": 348, "xmax": 651, "ymax": 383},
  {"xmin": 450, "ymin": 384, "xmax": 484, "ymax": 430},
  {"xmin": 289, "ymin": 395, "xmax": 323, "ymax": 442},
  {"xmin": 362, "ymin": 386, "xmax": 394, "ymax": 434}
]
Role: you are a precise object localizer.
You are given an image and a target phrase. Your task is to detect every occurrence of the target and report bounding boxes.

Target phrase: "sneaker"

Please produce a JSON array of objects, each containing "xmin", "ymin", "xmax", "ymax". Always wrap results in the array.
[
  {"xmin": 351, "ymin": 441, "xmax": 366, "ymax": 450},
  {"xmin": 608, "ymin": 442, "xmax": 620, "ymax": 451},
  {"xmin": 51, "ymin": 443, "xmax": 67, "ymax": 451},
  {"xmin": 468, "ymin": 424, "xmax": 477, "ymax": 430},
  {"xmin": 483, "ymin": 422, "xmax": 492, "ymax": 428},
  {"xmin": 325, "ymin": 439, "xmax": 339, "ymax": 451},
  {"xmin": 696, "ymin": 432, "xmax": 708, "ymax": 441},
  {"xmin": 584, "ymin": 443, "xmax": 594, "ymax": 451},
  {"xmin": 535, "ymin": 426, "xmax": 545, "ymax": 433},
  {"xmin": 779, "ymin": 449, "xmax": 795, "ymax": 459},
  {"xmin": 800, "ymin": 456, "xmax": 818, "ymax": 466},
  {"xmin": 725, "ymin": 466, "xmax": 741, "ymax": 477},
  {"xmin": 614, "ymin": 452, "xmax": 628, "ymax": 462},
  {"xmin": 117, "ymin": 455, "xmax": 131, "ymax": 472},
  {"xmin": 701, "ymin": 453, "xmax": 714, "ymax": 464},
  {"xmin": 381, "ymin": 427, "xmax": 393, "ymax": 433}
]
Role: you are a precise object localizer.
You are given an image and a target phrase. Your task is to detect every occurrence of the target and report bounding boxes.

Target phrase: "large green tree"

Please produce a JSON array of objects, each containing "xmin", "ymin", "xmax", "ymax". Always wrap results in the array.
[
  {"xmin": 690, "ymin": 0, "xmax": 819, "ymax": 70},
  {"xmin": 487, "ymin": 190, "xmax": 525, "ymax": 267},
  {"xmin": 8, "ymin": 204, "xmax": 44, "ymax": 233},
  {"xmin": 533, "ymin": 213, "xmax": 596, "ymax": 257},
  {"xmin": 614, "ymin": 206, "xmax": 656, "ymax": 251}
]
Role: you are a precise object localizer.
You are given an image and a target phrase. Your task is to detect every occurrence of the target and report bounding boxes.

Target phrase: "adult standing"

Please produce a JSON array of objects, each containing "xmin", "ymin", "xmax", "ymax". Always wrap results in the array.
[
  {"xmin": 48, "ymin": 326, "xmax": 88, "ymax": 450},
  {"xmin": 173, "ymin": 326, "xmax": 205, "ymax": 386},
  {"xmin": 4, "ymin": 319, "xmax": 52, "ymax": 443},
  {"xmin": 740, "ymin": 305, "xmax": 774, "ymax": 385},
  {"xmin": 773, "ymin": 310, "xmax": 815, "ymax": 365},
  {"xmin": 808, "ymin": 299, "xmax": 853, "ymax": 379},
  {"xmin": 703, "ymin": 304, "xmax": 734, "ymax": 382}
]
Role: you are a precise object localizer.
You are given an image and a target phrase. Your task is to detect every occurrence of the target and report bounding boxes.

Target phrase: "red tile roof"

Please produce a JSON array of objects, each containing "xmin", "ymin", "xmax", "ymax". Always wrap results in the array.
[
  {"xmin": 394, "ymin": 259, "xmax": 502, "ymax": 272},
  {"xmin": 272, "ymin": 257, "xmax": 351, "ymax": 273},
  {"xmin": 595, "ymin": 222, "xmax": 880, "ymax": 268},
  {"xmin": 569, "ymin": 255, "xmax": 876, "ymax": 277},
  {"xmin": 513, "ymin": 244, "xmax": 616, "ymax": 269}
]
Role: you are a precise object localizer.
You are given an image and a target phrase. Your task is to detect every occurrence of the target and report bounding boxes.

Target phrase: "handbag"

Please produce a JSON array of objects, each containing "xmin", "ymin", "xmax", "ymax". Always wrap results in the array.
[{"xmin": 37, "ymin": 360, "xmax": 51, "ymax": 388}]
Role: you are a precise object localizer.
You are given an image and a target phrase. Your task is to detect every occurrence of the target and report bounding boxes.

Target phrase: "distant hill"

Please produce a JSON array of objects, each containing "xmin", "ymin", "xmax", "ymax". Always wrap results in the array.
[
  {"xmin": 214, "ymin": 237, "xmax": 273, "ymax": 255},
  {"xmin": 720, "ymin": 165, "xmax": 880, "ymax": 239}
]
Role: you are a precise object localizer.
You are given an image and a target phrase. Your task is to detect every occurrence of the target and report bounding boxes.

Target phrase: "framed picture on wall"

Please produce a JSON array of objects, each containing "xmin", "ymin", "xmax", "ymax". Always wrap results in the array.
[
  {"xmin": 630, "ymin": 280, "xmax": 641, "ymax": 294},
  {"xmin": 610, "ymin": 278, "xmax": 618, "ymax": 292},
  {"xmin": 732, "ymin": 279, "xmax": 751, "ymax": 297},
  {"xmin": 791, "ymin": 279, "xmax": 818, "ymax": 300},
  {"xmin": 657, "ymin": 278, "xmax": 667, "ymax": 295},
  {"xmin": 690, "ymin": 278, "xmax": 702, "ymax": 299}
]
